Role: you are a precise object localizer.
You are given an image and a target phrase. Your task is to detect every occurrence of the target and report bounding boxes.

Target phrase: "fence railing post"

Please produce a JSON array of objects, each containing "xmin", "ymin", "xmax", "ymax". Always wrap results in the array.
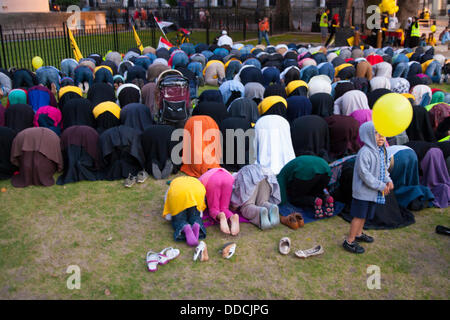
[{"xmin": 0, "ymin": 25, "xmax": 6, "ymax": 69}]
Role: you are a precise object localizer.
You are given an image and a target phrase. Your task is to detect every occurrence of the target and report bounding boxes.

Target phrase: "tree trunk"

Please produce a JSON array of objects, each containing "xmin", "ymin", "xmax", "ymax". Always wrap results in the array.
[
  {"xmin": 397, "ymin": 0, "xmax": 420, "ymax": 28},
  {"xmin": 274, "ymin": 0, "xmax": 293, "ymax": 32},
  {"xmin": 343, "ymin": 0, "xmax": 354, "ymax": 27}
]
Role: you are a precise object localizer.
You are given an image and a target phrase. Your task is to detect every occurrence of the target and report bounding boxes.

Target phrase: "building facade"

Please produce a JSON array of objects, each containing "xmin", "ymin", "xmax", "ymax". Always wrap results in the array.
[{"xmin": 0, "ymin": 0, "xmax": 49, "ymax": 12}]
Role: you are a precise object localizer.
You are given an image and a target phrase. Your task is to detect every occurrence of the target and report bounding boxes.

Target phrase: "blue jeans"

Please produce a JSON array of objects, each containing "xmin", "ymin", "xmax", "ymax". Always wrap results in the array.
[
  {"xmin": 36, "ymin": 66, "xmax": 61, "ymax": 91},
  {"xmin": 393, "ymin": 62, "xmax": 410, "ymax": 78},
  {"xmin": 61, "ymin": 59, "xmax": 78, "ymax": 78},
  {"xmin": 258, "ymin": 30, "xmax": 270, "ymax": 45},
  {"xmin": 74, "ymin": 66, "xmax": 94, "ymax": 88},
  {"xmin": 425, "ymin": 60, "xmax": 442, "ymax": 83},
  {"xmin": 171, "ymin": 206, "xmax": 206, "ymax": 242}
]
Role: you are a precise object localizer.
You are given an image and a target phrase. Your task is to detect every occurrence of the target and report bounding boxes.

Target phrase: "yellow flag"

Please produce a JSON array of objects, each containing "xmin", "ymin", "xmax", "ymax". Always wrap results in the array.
[
  {"xmin": 347, "ymin": 36, "xmax": 354, "ymax": 47},
  {"xmin": 133, "ymin": 26, "xmax": 144, "ymax": 53},
  {"xmin": 67, "ymin": 28, "xmax": 83, "ymax": 62}
]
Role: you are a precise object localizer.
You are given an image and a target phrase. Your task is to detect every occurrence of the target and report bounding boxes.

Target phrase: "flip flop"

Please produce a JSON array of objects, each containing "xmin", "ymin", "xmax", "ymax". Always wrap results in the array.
[
  {"xmin": 159, "ymin": 247, "xmax": 180, "ymax": 264},
  {"xmin": 221, "ymin": 242, "xmax": 236, "ymax": 259},
  {"xmin": 193, "ymin": 241, "xmax": 208, "ymax": 262},
  {"xmin": 146, "ymin": 251, "xmax": 160, "ymax": 272},
  {"xmin": 279, "ymin": 237, "xmax": 291, "ymax": 255}
]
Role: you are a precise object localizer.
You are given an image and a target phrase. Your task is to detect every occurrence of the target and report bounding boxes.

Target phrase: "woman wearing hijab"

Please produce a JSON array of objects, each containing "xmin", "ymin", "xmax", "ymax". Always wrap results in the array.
[
  {"xmin": 254, "ymin": 115, "xmax": 295, "ymax": 175},
  {"xmin": 318, "ymin": 62, "xmax": 335, "ymax": 82},
  {"xmin": 198, "ymin": 89, "xmax": 223, "ymax": 104},
  {"xmin": 285, "ymin": 96, "xmax": 312, "ymax": 123},
  {"xmin": 367, "ymin": 88, "xmax": 392, "ymax": 109},
  {"xmin": 147, "ymin": 63, "xmax": 170, "ymax": 82},
  {"xmin": 334, "ymin": 90, "xmax": 370, "ymax": 116},
  {"xmin": 225, "ymin": 59, "xmax": 242, "ymax": 81},
  {"xmin": 369, "ymin": 76, "xmax": 391, "ymax": 91},
  {"xmin": 257, "ymin": 96, "xmax": 288, "ymax": 118},
  {"xmin": 230, "ymin": 164, "xmax": 281, "ymax": 230},
  {"xmin": 387, "ymin": 146, "xmax": 435, "ymax": 210},
  {"xmin": 192, "ymin": 101, "xmax": 229, "ymax": 125},
  {"xmin": 307, "ymin": 76, "xmax": 332, "ymax": 97},
  {"xmin": 334, "ymin": 81, "xmax": 355, "ymax": 100},
  {"xmin": 219, "ymin": 80, "xmax": 245, "ymax": 107},
  {"xmin": 227, "ymin": 97, "xmax": 259, "ymax": 126},
  {"xmin": 58, "ymin": 85, "xmax": 82, "ymax": 111},
  {"xmin": 309, "ymin": 92, "xmax": 333, "ymax": 118},
  {"xmin": 277, "ymin": 155, "xmax": 333, "ymax": 219},
  {"xmin": 92, "ymin": 101, "xmax": 121, "ymax": 134},
  {"xmin": 220, "ymin": 117, "xmax": 252, "ymax": 172},
  {"xmin": 236, "ymin": 65, "xmax": 264, "ymax": 85},
  {"xmin": 203, "ymin": 60, "xmax": 226, "ymax": 86},
  {"xmin": 4, "ymin": 104, "xmax": 34, "ymax": 134},
  {"xmin": 244, "ymin": 82, "xmax": 265, "ymax": 105},
  {"xmin": 0, "ymin": 127, "xmax": 17, "ymax": 180},
  {"xmin": 334, "ymin": 63, "xmax": 356, "ymax": 80},
  {"xmin": 300, "ymin": 65, "xmax": 319, "ymax": 83},
  {"xmin": 6, "ymin": 89, "xmax": 28, "ymax": 107},
  {"xmin": 372, "ymin": 61, "xmax": 393, "ymax": 78},
  {"xmin": 87, "ymin": 83, "xmax": 116, "ymax": 107},
  {"xmin": 261, "ymin": 67, "xmax": 281, "ymax": 87},
  {"xmin": 264, "ymin": 83, "xmax": 287, "ymax": 98},
  {"xmin": 291, "ymin": 115, "xmax": 330, "ymax": 161},
  {"xmin": 325, "ymin": 115, "xmax": 361, "ymax": 160},
  {"xmin": 163, "ymin": 176, "xmax": 207, "ymax": 247},
  {"xmin": 389, "ymin": 77, "xmax": 410, "ymax": 94},
  {"xmin": 428, "ymin": 103, "xmax": 450, "ymax": 131},
  {"xmin": 142, "ymin": 125, "xmax": 177, "ymax": 180},
  {"xmin": 120, "ymin": 103, "xmax": 153, "ymax": 133},
  {"xmin": 281, "ymin": 66, "xmax": 301, "ymax": 86},
  {"xmin": 61, "ymin": 98, "xmax": 95, "ymax": 131},
  {"xmin": 117, "ymin": 83, "xmax": 141, "ymax": 107},
  {"xmin": 431, "ymin": 91, "xmax": 445, "ymax": 104},
  {"xmin": 285, "ymin": 80, "xmax": 308, "ymax": 97},
  {"xmin": 10, "ymin": 127, "xmax": 63, "ymax": 187},
  {"xmin": 57, "ymin": 125, "xmax": 100, "ymax": 185},
  {"xmin": 141, "ymin": 81, "xmax": 158, "ymax": 116},
  {"xmin": 181, "ymin": 115, "xmax": 222, "ymax": 178},
  {"xmin": 33, "ymin": 106, "xmax": 62, "ymax": 136}
]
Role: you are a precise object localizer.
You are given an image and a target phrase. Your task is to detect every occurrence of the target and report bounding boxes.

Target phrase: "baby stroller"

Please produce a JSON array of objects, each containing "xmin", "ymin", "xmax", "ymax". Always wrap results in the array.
[{"xmin": 156, "ymin": 69, "xmax": 191, "ymax": 127}]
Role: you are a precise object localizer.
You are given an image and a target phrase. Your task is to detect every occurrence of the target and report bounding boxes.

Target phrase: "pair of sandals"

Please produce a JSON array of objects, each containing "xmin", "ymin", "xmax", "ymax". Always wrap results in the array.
[
  {"xmin": 193, "ymin": 241, "xmax": 236, "ymax": 261},
  {"xmin": 279, "ymin": 237, "xmax": 324, "ymax": 259},
  {"xmin": 314, "ymin": 196, "xmax": 334, "ymax": 219},
  {"xmin": 146, "ymin": 247, "xmax": 180, "ymax": 272},
  {"xmin": 280, "ymin": 212, "xmax": 304, "ymax": 230}
]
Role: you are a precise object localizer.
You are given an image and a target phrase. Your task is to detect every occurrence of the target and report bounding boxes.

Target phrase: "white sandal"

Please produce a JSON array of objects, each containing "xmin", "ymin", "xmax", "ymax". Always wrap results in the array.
[
  {"xmin": 159, "ymin": 247, "xmax": 180, "ymax": 264},
  {"xmin": 279, "ymin": 237, "xmax": 291, "ymax": 255},
  {"xmin": 146, "ymin": 251, "xmax": 160, "ymax": 272},
  {"xmin": 220, "ymin": 242, "xmax": 236, "ymax": 259},
  {"xmin": 193, "ymin": 241, "xmax": 207, "ymax": 262}
]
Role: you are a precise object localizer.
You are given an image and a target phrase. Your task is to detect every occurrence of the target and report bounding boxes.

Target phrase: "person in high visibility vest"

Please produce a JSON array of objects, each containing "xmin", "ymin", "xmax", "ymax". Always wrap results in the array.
[
  {"xmin": 409, "ymin": 16, "xmax": 421, "ymax": 48},
  {"xmin": 320, "ymin": 8, "xmax": 330, "ymax": 44},
  {"xmin": 325, "ymin": 13, "xmax": 340, "ymax": 47}
]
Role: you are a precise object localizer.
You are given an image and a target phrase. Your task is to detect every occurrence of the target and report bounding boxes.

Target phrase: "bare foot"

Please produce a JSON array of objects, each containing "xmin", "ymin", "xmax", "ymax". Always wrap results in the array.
[
  {"xmin": 217, "ymin": 212, "xmax": 231, "ymax": 235},
  {"xmin": 230, "ymin": 214, "xmax": 240, "ymax": 236}
]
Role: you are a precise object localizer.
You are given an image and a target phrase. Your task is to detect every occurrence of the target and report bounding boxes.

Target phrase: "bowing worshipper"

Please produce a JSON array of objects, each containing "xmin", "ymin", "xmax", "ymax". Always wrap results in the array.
[
  {"xmin": 285, "ymin": 80, "xmax": 308, "ymax": 97},
  {"xmin": 198, "ymin": 89, "xmax": 223, "ymax": 104},
  {"xmin": 285, "ymin": 96, "xmax": 312, "ymax": 124},
  {"xmin": 262, "ymin": 66, "xmax": 281, "ymax": 87},
  {"xmin": 61, "ymin": 98, "xmax": 95, "ymax": 130},
  {"xmin": 325, "ymin": 115, "xmax": 361, "ymax": 161},
  {"xmin": 10, "ymin": 127, "xmax": 63, "ymax": 187},
  {"xmin": 290, "ymin": 115, "xmax": 331, "ymax": 162},
  {"xmin": 428, "ymin": 103, "xmax": 450, "ymax": 131},
  {"xmin": 92, "ymin": 101, "xmax": 121, "ymax": 134},
  {"xmin": 369, "ymin": 76, "xmax": 391, "ymax": 91},
  {"xmin": 230, "ymin": 164, "xmax": 281, "ymax": 230},
  {"xmin": 120, "ymin": 103, "xmax": 153, "ymax": 133},
  {"xmin": 277, "ymin": 155, "xmax": 334, "ymax": 219},
  {"xmin": 203, "ymin": 59, "xmax": 226, "ymax": 86},
  {"xmin": 180, "ymin": 116, "xmax": 222, "ymax": 178},
  {"xmin": 220, "ymin": 117, "xmax": 252, "ymax": 172},
  {"xmin": 333, "ymin": 90, "xmax": 370, "ymax": 116},
  {"xmin": 0, "ymin": 127, "xmax": 17, "ymax": 180},
  {"xmin": 367, "ymin": 88, "xmax": 392, "ymax": 109},
  {"xmin": 87, "ymin": 82, "xmax": 116, "ymax": 107},
  {"xmin": 58, "ymin": 85, "xmax": 82, "ymax": 111},
  {"xmin": 162, "ymin": 176, "xmax": 207, "ymax": 247},
  {"xmin": 219, "ymin": 80, "xmax": 245, "ymax": 107},
  {"xmin": 309, "ymin": 92, "xmax": 333, "ymax": 118},
  {"xmin": 257, "ymin": 96, "xmax": 288, "ymax": 118},
  {"xmin": 57, "ymin": 125, "xmax": 101, "ymax": 185},
  {"xmin": 192, "ymin": 101, "xmax": 229, "ymax": 125},
  {"xmin": 4, "ymin": 104, "xmax": 34, "ymax": 134},
  {"xmin": 280, "ymin": 66, "xmax": 301, "ymax": 86},
  {"xmin": 334, "ymin": 81, "xmax": 355, "ymax": 100},
  {"xmin": 254, "ymin": 115, "xmax": 295, "ymax": 175},
  {"xmin": 227, "ymin": 97, "xmax": 259, "ymax": 126},
  {"xmin": 387, "ymin": 145, "xmax": 435, "ymax": 211},
  {"xmin": 411, "ymin": 84, "xmax": 432, "ymax": 107},
  {"xmin": 264, "ymin": 83, "xmax": 287, "ymax": 99},
  {"xmin": 33, "ymin": 106, "xmax": 62, "ymax": 136},
  {"xmin": 6, "ymin": 89, "xmax": 28, "ymax": 107},
  {"xmin": 307, "ymin": 75, "xmax": 332, "ymax": 97},
  {"xmin": 244, "ymin": 82, "xmax": 265, "ymax": 105},
  {"xmin": 199, "ymin": 168, "xmax": 240, "ymax": 236},
  {"xmin": 116, "ymin": 83, "xmax": 142, "ymax": 107},
  {"xmin": 235, "ymin": 65, "xmax": 264, "ymax": 86}
]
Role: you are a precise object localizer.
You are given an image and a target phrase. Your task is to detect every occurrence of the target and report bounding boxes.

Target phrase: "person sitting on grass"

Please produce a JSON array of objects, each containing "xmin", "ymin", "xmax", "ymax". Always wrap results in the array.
[
  {"xmin": 343, "ymin": 121, "xmax": 394, "ymax": 254},
  {"xmin": 162, "ymin": 176, "xmax": 207, "ymax": 247}
]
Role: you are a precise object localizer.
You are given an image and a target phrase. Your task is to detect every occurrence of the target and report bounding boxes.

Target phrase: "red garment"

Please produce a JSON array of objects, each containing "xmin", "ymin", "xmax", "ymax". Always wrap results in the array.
[{"xmin": 366, "ymin": 55, "xmax": 384, "ymax": 66}]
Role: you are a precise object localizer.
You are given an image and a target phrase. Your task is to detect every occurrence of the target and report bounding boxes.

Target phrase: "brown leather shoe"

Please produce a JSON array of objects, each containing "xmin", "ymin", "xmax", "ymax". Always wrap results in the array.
[
  {"xmin": 293, "ymin": 212, "xmax": 305, "ymax": 228},
  {"xmin": 280, "ymin": 214, "xmax": 299, "ymax": 230}
]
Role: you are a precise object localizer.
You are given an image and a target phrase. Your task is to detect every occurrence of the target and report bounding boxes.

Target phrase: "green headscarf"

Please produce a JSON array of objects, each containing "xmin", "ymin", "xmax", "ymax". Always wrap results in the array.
[
  {"xmin": 431, "ymin": 91, "xmax": 445, "ymax": 104},
  {"xmin": 7, "ymin": 89, "xmax": 27, "ymax": 106}
]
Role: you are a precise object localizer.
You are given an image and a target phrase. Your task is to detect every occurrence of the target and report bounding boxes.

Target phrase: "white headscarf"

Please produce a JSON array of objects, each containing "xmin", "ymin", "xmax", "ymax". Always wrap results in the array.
[
  {"xmin": 333, "ymin": 90, "xmax": 370, "ymax": 116},
  {"xmin": 373, "ymin": 61, "xmax": 393, "ymax": 78},
  {"xmin": 308, "ymin": 76, "xmax": 332, "ymax": 97},
  {"xmin": 254, "ymin": 115, "xmax": 295, "ymax": 175},
  {"xmin": 411, "ymin": 85, "xmax": 432, "ymax": 105},
  {"xmin": 370, "ymin": 76, "xmax": 391, "ymax": 91}
]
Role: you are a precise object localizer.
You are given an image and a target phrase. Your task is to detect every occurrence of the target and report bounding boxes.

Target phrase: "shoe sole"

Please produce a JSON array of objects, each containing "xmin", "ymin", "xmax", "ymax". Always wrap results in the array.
[{"xmin": 259, "ymin": 208, "xmax": 271, "ymax": 230}]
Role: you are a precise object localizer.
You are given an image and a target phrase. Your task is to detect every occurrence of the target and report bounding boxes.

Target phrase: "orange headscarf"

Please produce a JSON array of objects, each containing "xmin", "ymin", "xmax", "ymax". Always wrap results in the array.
[{"xmin": 181, "ymin": 115, "xmax": 222, "ymax": 177}]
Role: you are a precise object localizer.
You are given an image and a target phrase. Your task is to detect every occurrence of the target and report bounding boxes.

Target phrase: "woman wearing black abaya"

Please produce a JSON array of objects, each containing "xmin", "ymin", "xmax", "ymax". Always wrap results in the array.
[
  {"xmin": 406, "ymin": 104, "xmax": 436, "ymax": 142},
  {"xmin": 227, "ymin": 97, "xmax": 259, "ymax": 126},
  {"xmin": 309, "ymin": 93, "xmax": 333, "ymax": 118},
  {"xmin": 290, "ymin": 115, "xmax": 330, "ymax": 162},
  {"xmin": 62, "ymin": 98, "xmax": 95, "ymax": 130},
  {"xmin": 325, "ymin": 115, "xmax": 361, "ymax": 161},
  {"xmin": 4, "ymin": 104, "xmax": 34, "ymax": 134},
  {"xmin": 117, "ymin": 83, "xmax": 142, "ymax": 107},
  {"xmin": 120, "ymin": 103, "xmax": 153, "ymax": 133},
  {"xmin": 57, "ymin": 125, "xmax": 101, "ymax": 185},
  {"xmin": 264, "ymin": 83, "xmax": 287, "ymax": 99},
  {"xmin": 0, "ymin": 127, "xmax": 17, "ymax": 179},
  {"xmin": 87, "ymin": 83, "xmax": 116, "ymax": 106},
  {"xmin": 58, "ymin": 86, "xmax": 83, "ymax": 111},
  {"xmin": 92, "ymin": 101, "xmax": 121, "ymax": 134},
  {"xmin": 367, "ymin": 88, "xmax": 392, "ymax": 109},
  {"xmin": 192, "ymin": 101, "xmax": 229, "ymax": 125},
  {"xmin": 198, "ymin": 90, "xmax": 223, "ymax": 104},
  {"xmin": 220, "ymin": 117, "xmax": 252, "ymax": 172},
  {"xmin": 141, "ymin": 125, "xmax": 178, "ymax": 180},
  {"xmin": 334, "ymin": 82, "xmax": 355, "ymax": 100}
]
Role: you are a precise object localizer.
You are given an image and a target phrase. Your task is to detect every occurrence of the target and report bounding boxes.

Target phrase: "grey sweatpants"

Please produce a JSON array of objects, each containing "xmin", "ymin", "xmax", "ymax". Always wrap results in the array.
[{"xmin": 240, "ymin": 178, "xmax": 272, "ymax": 228}]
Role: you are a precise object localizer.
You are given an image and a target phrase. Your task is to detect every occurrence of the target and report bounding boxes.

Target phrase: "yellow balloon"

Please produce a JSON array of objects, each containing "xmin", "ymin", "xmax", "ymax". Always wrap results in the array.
[
  {"xmin": 32, "ymin": 56, "xmax": 43, "ymax": 70},
  {"xmin": 372, "ymin": 93, "xmax": 413, "ymax": 137}
]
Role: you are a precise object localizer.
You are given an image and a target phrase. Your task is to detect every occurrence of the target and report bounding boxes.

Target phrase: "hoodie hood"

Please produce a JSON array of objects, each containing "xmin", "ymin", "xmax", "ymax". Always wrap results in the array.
[{"xmin": 359, "ymin": 121, "xmax": 378, "ymax": 150}]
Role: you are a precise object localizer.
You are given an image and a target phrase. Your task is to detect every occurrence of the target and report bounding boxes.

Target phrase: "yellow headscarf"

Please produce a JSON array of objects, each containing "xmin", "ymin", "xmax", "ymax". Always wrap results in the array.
[
  {"xmin": 58, "ymin": 85, "xmax": 82, "ymax": 99},
  {"xmin": 258, "ymin": 96, "xmax": 287, "ymax": 115},
  {"xmin": 94, "ymin": 65, "xmax": 113, "ymax": 76},
  {"xmin": 92, "ymin": 101, "xmax": 121, "ymax": 119},
  {"xmin": 285, "ymin": 80, "xmax": 308, "ymax": 96},
  {"xmin": 334, "ymin": 63, "xmax": 353, "ymax": 77}
]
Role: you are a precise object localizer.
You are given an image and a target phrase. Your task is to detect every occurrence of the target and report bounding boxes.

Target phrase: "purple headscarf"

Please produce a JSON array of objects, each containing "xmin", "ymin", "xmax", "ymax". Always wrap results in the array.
[
  {"xmin": 420, "ymin": 148, "xmax": 450, "ymax": 208},
  {"xmin": 349, "ymin": 109, "xmax": 372, "ymax": 146}
]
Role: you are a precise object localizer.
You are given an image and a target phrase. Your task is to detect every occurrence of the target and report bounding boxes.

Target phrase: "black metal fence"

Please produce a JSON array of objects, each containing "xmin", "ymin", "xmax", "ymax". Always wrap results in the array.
[{"xmin": 0, "ymin": 8, "xmax": 267, "ymax": 71}]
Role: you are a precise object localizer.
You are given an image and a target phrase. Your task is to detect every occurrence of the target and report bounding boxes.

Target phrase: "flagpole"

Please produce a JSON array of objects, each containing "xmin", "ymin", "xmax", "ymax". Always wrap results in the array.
[{"xmin": 154, "ymin": 15, "xmax": 171, "ymax": 43}]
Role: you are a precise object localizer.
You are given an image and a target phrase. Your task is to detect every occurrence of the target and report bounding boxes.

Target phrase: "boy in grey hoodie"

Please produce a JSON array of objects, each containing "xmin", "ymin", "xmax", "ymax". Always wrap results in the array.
[{"xmin": 343, "ymin": 121, "xmax": 394, "ymax": 254}]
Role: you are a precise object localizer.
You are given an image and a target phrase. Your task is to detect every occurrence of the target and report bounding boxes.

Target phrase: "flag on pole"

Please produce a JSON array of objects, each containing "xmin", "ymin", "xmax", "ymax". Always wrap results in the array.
[
  {"xmin": 157, "ymin": 36, "xmax": 174, "ymax": 50},
  {"xmin": 154, "ymin": 17, "xmax": 178, "ymax": 36},
  {"xmin": 67, "ymin": 28, "xmax": 83, "ymax": 62},
  {"xmin": 132, "ymin": 26, "xmax": 144, "ymax": 53}
]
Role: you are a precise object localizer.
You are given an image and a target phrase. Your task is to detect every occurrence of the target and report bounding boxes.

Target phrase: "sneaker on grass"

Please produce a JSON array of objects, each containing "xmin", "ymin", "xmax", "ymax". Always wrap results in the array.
[
  {"xmin": 342, "ymin": 239, "xmax": 365, "ymax": 254},
  {"xmin": 137, "ymin": 170, "xmax": 149, "ymax": 183},
  {"xmin": 124, "ymin": 173, "xmax": 137, "ymax": 188}
]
